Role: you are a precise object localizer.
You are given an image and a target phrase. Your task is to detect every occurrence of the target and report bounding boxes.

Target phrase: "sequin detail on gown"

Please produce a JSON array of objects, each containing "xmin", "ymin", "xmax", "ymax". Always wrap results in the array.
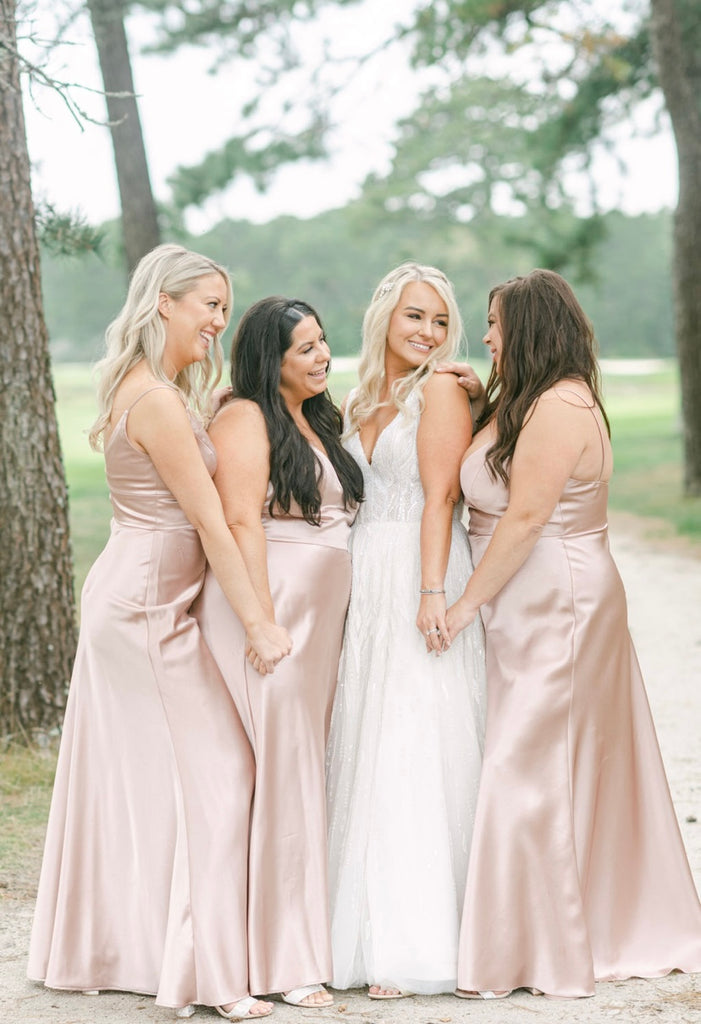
[
  {"xmin": 457, "ymin": 441, "xmax": 701, "ymax": 998},
  {"xmin": 326, "ymin": 390, "xmax": 487, "ymax": 994},
  {"xmin": 28, "ymin": 394, "xmax": 254, "ymax": 1009}
]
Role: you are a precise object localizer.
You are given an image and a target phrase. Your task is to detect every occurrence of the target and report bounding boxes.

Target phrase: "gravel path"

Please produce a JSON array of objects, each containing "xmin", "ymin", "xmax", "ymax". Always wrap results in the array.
[{"xmin": 1, "ymin": 515, "xmax": 700, "ymax": 1024}]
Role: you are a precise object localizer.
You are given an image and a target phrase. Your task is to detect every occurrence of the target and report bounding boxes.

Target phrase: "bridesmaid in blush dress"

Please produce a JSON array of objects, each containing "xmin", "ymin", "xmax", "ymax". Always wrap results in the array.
[
  {"xmin": 445, "ymin": 269, "xmax": 701, "ymax": 999},
  {"xmin": 28, "ymin": 245, "xmax": 291, "ymax": 1022},
  {"xmin": 193, "ymin": 297, "xmax": 363, "ymax": 1009}
]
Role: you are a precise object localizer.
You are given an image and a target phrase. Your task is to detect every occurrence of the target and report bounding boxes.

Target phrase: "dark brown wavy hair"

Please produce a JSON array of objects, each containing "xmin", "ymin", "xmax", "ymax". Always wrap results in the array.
[
  {"xmin": 228, "ymin": 296, "xmax": 363, "ymax": 524},
  {"xmin": 476, "ymin": 269, "xmax": 610, "ymax": 484}
]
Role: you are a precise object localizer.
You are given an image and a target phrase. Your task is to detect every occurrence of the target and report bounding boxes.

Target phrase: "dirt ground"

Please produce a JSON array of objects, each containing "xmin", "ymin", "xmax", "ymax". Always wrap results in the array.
[{"xmin": 1, "ymin": 513, "xmax": 700, "ymax": 1024}]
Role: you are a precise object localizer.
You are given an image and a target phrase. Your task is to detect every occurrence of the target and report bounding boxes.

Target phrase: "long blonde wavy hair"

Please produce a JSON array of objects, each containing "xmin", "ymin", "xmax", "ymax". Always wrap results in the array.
[
  {"xmin": 345, "ymin": 261, "xmax": 464, "ymax": 433},
  {"xmin": 89, "ymin": 244, "xmax": 232, "ymax": 450}
]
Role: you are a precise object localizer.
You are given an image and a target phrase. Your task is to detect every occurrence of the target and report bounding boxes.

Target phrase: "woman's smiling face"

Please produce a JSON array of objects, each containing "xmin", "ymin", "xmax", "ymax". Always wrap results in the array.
[
  {"xmin": 384, "ymin": 281, "xmax": 449, "ymax": 376},
  {"xmin": 278, "ymin": 314, "xmax": 330, "ymax": 406},
  {"xmin": 483, "ymin": 294, "xmax": 504, "ymax": 373},
  {"xmin": 159, "ymin": 272, "xmax": 228, "ymax": 376}
]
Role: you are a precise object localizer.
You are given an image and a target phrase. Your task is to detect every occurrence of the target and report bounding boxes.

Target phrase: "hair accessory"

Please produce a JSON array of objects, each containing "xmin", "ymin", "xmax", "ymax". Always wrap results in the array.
[{"xmin": 378, "ymin": 280, "xmax": 394, "ymax": 297}]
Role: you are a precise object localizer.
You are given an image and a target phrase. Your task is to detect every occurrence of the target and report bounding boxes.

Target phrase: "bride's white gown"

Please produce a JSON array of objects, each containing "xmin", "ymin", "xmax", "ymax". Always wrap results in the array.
[{"xmin": 326, "ymin": 391, "xmax": 487, "ymax": 994}]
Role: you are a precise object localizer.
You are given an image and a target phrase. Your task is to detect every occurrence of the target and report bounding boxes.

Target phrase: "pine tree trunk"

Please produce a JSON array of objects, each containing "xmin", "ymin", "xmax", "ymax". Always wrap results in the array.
[
  {"xmin": 86, "ymin": 0, "xmax": 161, "ymax": 274},
  {"xmin": 0, "ymin": 0, "xmax": 76, "ymax": 739},
  {"xmin": 650, "ymin": 0, "xmax": 701, "ymax": 495}
]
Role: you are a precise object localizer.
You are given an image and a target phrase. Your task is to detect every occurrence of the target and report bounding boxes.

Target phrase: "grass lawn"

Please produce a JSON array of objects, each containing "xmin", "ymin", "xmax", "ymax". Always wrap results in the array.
[{"xmin": 603, "ymin": 366, "xmax": 701, "ymax": 537}]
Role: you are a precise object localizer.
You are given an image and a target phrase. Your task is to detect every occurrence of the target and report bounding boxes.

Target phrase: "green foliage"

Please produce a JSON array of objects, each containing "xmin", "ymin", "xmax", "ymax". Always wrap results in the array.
[
  {"xmin": 39, "ymin": 205, "xmax": 674, "ymax": 362},
  {"xmin": 134, "ymin": 0, "xmax": 359, "ymax": 59},
  {"xmin": 128, "ymin": 0, "xmax": 364, "ymax": 211},
  {"xmin": 40, "ymin": 220, "xmax": 128, "ymax": 362},
  {"xmin": 535, "ymin": 25, "xmax": 655, "ymax": 168},
  {"xmin": 605, "ymin": 368, "xmax": 701, "ymax": 536},
  {"xmin": 577, "ymin": 211, "xmax": 674, "ymax": 357},
  {"xmin": 368, "ymin": 1, "xmax": 662, "ymax": 273},
  {"xmin": 34, "ymin": 201, "xmax": 105, "ymax": 257},
  {"xmin": 168, "ymin": 113, "xmax": 329, "ymax": 209},
  {"xmin": 363, "ymin": 76, "xmax": 548, "ymax": 221},
  {"xmin": 411, "ymin": 0, "xmax": 545, "ymax": 66}
]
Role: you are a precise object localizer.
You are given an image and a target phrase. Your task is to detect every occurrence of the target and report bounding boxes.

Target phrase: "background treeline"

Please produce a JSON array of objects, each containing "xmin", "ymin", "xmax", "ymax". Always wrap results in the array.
[{"xmin": 43, "ymin": 205, "xmax": 672, "ymax": 363}]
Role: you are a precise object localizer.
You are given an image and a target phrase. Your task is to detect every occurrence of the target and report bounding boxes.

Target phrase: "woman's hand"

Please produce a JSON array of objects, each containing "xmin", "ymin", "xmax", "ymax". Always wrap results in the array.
[
  {"xmin": 417, "ymin": 593, "xmax": 450, "ymax": 656},
  {"xmin": 246, "ymin": 621, "xmax": 293, "ymax": 675},
  {"xmin": 446, "ymin": 597, "xmax": 479, "ymax": 639},
  {"xmin": 435, "ymin": 362, "xmax": 485, "ymax": 402}
]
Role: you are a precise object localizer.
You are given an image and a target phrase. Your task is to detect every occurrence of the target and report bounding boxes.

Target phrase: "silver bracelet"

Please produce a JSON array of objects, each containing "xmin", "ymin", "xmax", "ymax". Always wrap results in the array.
[{"xmin": 420, "ymin": 588, "xmax": 445, "ymax": 595}]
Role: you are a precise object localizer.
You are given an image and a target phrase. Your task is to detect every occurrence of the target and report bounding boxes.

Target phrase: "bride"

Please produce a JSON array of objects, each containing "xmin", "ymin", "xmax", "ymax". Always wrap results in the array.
[{"xmin": 326, "ymin": 262, "xmax": 487, "ymax": 997}]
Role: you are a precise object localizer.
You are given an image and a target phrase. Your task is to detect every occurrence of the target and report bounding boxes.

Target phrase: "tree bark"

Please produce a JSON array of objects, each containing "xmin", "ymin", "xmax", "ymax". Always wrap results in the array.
[
  {"xmin": 0, "ymin": 0, "xmax": 76, "ymax": 738},
  {"xmin": 86, "ymin": 0, "xmax": 161, "ymax": 274},
  {"xmin": 650, "ymin": 0, "xmax": 701, "ymax": 495}
]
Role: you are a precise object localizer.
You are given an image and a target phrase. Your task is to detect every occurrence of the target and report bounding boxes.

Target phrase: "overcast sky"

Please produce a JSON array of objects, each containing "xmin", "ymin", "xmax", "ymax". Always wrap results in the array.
[{"xmin": 21, "ymin": 0, "xmax": 677, "ymax": 233}]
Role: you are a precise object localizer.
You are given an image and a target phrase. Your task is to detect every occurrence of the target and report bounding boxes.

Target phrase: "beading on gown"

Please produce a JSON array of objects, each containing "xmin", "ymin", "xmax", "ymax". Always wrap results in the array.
[
  {"xmin": 28, "ymin": 390, "xmax": 254, "ymax": 1009},
  {"xmin": 457, "ymin": 435, "xmax": 701, "ymax": 998},
  {"xmin": 326, "ymin": 389, "xmax": 487, "ymax": 995},
  {"xmin": 194, "ymin": 447, "xmax": 355, "ymax": 996}
]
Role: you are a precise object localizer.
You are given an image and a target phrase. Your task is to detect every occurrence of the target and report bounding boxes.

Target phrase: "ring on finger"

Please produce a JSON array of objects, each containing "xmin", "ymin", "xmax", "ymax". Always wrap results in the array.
[{"xmin": 426, "ymin": 627, "xmax": 441, "ymax": 636}]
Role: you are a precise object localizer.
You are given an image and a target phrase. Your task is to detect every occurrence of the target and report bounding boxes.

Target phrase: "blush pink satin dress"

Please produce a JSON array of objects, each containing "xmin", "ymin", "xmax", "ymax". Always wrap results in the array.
[
  {"xmin": 194, "ymin": 448, "xmax": 355, "ymax": 997},
  {"xmin": 457, "ymin": 441, "xmax": 701, "ymax": 998},
  {"xmin": 28, "ymin": 390, "xmax": 254, "ymax": 1010}
]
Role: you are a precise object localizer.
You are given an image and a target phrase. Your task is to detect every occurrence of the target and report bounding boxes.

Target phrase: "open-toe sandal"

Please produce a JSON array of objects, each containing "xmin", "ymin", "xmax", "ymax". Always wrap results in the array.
[
  {"xmin": 282, "ymin": 985, "xmax": 333, "ymax": 1007},
  {"xmin": 215, "ymin": 996, "xmax": 273, "ymax": 1020},
  {"xmin": 368, "ymin": 987, "xmax": 413, "ymax": 1000}
]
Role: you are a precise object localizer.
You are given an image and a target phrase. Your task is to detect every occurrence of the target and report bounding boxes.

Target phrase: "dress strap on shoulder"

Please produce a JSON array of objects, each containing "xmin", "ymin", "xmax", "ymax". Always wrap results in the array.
[
  {"xmin": 127, "ymin": 384, "xmax": 178, "ymax": 413},
  {"xmin": 553, "ymin": 386, "xmax": 607, "ymax": 481},
  {"xmin": 551, "ymin": 386, "xmax": 595, "ymax": 409}
]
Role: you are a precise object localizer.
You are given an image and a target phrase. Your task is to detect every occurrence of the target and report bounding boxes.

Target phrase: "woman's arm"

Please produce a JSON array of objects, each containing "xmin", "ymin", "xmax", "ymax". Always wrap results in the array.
[
  {"xmin": 446, "ymin": 391, "xmax": 589, "ymax": 636},
  {"xmin": 208, "ymin": 400, "xmax": 276, "ymax": 621},
  {"xmin": 127, "ymin": 389, "xmax": 292, "ymax": 673},
  {"xmin": 435, "ymin": 361, "xmax": 487, "ymax": 420},
  {"xmin": 416, "ymin": 372, "xmax": 473, "ymax": 654}
]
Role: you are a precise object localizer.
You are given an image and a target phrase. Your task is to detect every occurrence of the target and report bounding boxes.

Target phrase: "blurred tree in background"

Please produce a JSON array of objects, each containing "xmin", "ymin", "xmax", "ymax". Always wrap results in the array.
[
  {"xmin": 649, "ymin": 0, "xmax": 701, "ymax": 492},
  {"xmin": 386, "ymin": 0, "xmax": 700, "ymax": 493},
  {"xmin": 0, "ymin": 0, "xmax": 76, "ymax": 739},
  {"xmin": 86, "ymin": 0, "xmax": 161, "ymax": 273}
]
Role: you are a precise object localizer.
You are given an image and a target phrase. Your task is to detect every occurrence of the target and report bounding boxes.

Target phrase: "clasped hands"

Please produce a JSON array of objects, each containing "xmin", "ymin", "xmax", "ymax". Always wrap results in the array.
[
  {"xmin": 245, "ymin": 621, "xmax": 293, "ymax": 676},
  {"xmin": 418, "ymin": 594, "xmax": 480, "ymax": 656}
]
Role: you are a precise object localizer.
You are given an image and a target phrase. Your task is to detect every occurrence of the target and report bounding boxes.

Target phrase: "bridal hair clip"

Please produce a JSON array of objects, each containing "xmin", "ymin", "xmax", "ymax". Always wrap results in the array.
[{"xmin": 378, "ymin": 280, "xmax": 394, "ymax": 296}]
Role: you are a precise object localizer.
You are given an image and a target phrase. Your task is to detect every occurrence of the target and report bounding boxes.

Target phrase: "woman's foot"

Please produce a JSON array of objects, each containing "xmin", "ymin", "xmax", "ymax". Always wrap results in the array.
[
  {"xmin": 368, "ymin": 985, "xmax": 413, "ymax": 999},
  {"xmin": 455, "ymin": 989, "xmax": 511, "ymax": 999},
  {"xmin": 282, "ymin": 985, "xmax": 333, "ymax": 1007},
  {"xmin": 216, "ymin": 996, "xmax": 274, "ymax": 1020}
]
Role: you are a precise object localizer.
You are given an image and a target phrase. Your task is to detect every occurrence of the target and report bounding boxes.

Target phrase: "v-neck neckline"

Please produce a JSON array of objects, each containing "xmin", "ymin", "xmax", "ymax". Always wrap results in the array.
[{"xmin": 358, "ymin": 412, "xmax": 400, "ymax": 466}]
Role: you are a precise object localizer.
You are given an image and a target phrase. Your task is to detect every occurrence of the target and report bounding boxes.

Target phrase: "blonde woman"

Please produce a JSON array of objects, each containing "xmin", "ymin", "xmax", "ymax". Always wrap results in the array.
[
  {"xmin": 28, "ymin": 245, "xmax": 291, "ymax": 1021},
  {"xmin": 326, "ymin": 263, "xmax": 487, "ymax": 998}
]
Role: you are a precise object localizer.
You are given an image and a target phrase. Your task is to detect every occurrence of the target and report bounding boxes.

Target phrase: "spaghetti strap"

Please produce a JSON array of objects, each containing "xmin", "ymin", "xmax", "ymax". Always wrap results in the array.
[
  {"xmin": 127, "ymin": 384, "xmax": 178, "ymax": 413},
  {"xmin": 105, "ymin": 385, "xmax": 182, "ymax": 453},
  {"xmin": 553, "ymin": 386, "xmax": 607, "ymax": 481}
]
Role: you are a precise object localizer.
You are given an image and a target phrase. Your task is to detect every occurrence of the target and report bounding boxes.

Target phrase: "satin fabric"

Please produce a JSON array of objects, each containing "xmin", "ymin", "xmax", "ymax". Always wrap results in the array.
[
  {"xmin": 28, "ymin": 393, "xmax": 255, "ymax": 1009},
  {"xmin": 327, "ymin": 391, "xmax": 487, "ymax": 994},
  {"xmin": 194, "ymin": 448, "xmax": 354, "ymax": 996},
  {"xmin": 457, "ymin": 443, "xmax": 701, "ymax": 998}
]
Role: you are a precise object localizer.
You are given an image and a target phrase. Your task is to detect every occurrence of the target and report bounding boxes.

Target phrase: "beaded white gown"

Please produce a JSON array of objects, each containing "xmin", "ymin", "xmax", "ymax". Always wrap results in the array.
[{"xmin": 326, "ymin": 390, "xmax": 487, "ymax": 994}]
